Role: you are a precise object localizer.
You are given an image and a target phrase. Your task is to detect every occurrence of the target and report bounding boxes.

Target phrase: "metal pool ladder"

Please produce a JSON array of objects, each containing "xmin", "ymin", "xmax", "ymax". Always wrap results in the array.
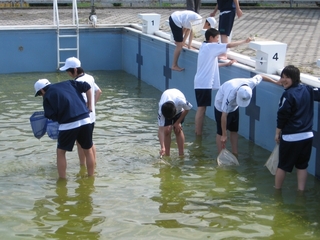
[{"xmin": 53, "ymin": 0, "xmax": 79, "ymax": 69}]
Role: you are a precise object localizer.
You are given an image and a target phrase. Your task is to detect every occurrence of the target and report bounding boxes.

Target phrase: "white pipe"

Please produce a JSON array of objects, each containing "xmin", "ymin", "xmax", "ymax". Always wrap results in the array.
[{"xmin": 89, "ymin": 15, "xmax": 97, "ymax": 27}]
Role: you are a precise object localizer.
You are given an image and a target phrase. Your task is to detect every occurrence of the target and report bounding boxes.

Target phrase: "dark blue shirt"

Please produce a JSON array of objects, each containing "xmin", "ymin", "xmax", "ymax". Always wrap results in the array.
[
  {"xmin": 217, "ymin": 0, "xmax": 235, "ymax": 11},
  {"xmin": 43, "ymin": 80, "xmax": 91, "ymax": 124},
  {"xmin": 277, "ymin": 84, "xmax": 320, "ymax": 134}
]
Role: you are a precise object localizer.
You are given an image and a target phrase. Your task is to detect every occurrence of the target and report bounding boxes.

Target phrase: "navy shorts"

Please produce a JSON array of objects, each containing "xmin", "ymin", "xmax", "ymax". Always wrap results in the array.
[
  {"xmin": 195, "ymin": 89, "xmax": 212, "ymax": 107},
  {"xmin": 91, "ymin": 122, "xmax": 95, "ymax": 133},
  {"xmin": 169, "ymin": 16, "xmax": 183, "ymax": 42},
  {"xmin": 219, "ymin": 10, "xmax": 236, "ymax": 36},
  {"xmin": 164, "ymin": 112, "xmax": 184, "ymax": 127},
  {"xmin": 279, "ymin": 137, "xmax": 313, "ymax": 172},
  {"xmin": 58, "ymin": 124, "xmax": 93, "ymax": 151},
  {"xmin": 214, "ymin": 107, "xmax": 239, "ymax": 135}
]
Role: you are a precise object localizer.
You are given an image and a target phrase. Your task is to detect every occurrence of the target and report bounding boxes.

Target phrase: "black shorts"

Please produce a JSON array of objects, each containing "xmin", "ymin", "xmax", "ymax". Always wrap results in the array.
[
  {"xmin": 195, "ymin": 89, "xmax": 212, "ymax": 107},
  {"xmin": 218, "ymin": 10, "xmax": 236, "ymax": 36},
  {"xmin": 279, "ymin": 137, "xmax": 313, "ymax": 172},
  {"xmin": 169, "ymin": 16, "xmax": 183, "ymax": 42},
  {"xmin": 91, "ymin": 122, "xmax": 95, "ymax": 133},
  {"xmin": 214, "ymin": 107, "xmax": 239, "ymax": 135},
  {"xmin": 164, "ymin": 112, "xmax": 184, "ymax": 126},
  {"xmin": 58, "ymin": 124, "xmax": 93, "ymax": 151}
]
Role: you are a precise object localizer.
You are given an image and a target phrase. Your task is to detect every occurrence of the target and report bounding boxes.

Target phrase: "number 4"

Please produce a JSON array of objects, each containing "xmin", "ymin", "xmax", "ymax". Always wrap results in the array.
[{"xmin": 273, "ymin": 53, "xmax": 279, "ymax": 61}]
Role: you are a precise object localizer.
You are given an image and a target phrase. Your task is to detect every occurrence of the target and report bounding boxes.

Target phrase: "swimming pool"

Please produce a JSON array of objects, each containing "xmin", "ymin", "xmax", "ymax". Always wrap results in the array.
[
  {"xmin": 2, "ymin": 25, "xmax": 320, "ymax": 178},
  {"xmin": 1, "ymin": 70, "xmax": 320, "ymax": 239}
]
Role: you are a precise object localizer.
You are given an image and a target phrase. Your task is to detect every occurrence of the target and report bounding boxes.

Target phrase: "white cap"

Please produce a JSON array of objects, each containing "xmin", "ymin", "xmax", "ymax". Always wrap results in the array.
[
  {"xmin": 34, "ymin": 79, "xmax": 51, "ymax": 97},
  {"xmin": 236, "ymin": 85, "xmax": 252, "ymax": 107},
  {"xmin": 59, "ymin": 57, "xmax": 81, "ymax": 71},
  {"xmin": 206, "ymin": 17, "xmax": 217, "ymax": 28}
]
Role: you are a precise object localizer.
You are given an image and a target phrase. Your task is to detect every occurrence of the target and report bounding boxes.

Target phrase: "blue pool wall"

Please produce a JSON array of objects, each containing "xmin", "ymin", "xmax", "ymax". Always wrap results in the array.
[{"xmin": 1, "ymin": 27, "xmax": 319, "ymax": 178}]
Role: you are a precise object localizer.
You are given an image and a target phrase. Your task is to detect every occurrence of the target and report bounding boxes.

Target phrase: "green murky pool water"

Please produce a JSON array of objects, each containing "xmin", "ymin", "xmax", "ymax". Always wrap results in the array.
[{"xmin": 1, "ymin": 70, "xmax": 320, "ymax": 239}]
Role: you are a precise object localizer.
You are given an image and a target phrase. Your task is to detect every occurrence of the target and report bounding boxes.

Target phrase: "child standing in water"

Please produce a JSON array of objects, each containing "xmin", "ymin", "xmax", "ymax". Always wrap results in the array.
[{"xmin": 274, "ymin": 65, "xmax": 320, "ymax": 191}]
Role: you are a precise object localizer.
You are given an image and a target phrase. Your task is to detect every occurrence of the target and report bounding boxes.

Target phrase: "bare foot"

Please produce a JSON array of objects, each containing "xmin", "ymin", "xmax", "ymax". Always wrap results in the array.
[{"xmin": 171, "ymin": 66, "xmax": 185, "ymax": 71}]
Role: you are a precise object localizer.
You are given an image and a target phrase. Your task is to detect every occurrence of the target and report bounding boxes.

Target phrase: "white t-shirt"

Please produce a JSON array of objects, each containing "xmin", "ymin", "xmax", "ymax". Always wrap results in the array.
[
  {"xmin": 158, "ymin": 88, "xmax": 193, "ymax": 126},
  {"xmin": 76, "ymin": 73, "xmax": 100, "ymax": 123},
  {"xmin": 194, "ymin": 42, "xmax": 228, "ymax": 90},
  {"xmin": 214, "ymin": 75, "xmax": 263, "ymax": 113},
  {"xmin": 171, "ymin": 10, "xmax": 202, "ymax": 29}
]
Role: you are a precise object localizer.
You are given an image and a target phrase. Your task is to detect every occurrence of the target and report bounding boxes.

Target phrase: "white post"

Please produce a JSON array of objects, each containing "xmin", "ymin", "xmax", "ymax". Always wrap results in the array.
[
  {"xmin": 249, "ymin": 41, "xmax": 287, "ymax": 74},
  {"xmin": 138, "ymin": 13, "xmax": 161, "ymax": 35}
]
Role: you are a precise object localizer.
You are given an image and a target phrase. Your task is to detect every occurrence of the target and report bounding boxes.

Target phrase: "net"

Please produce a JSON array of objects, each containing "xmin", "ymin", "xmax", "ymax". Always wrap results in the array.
[
  {"xmin": 46, "ymin": 120, "xmax": 59, "ymax": 140},
  {"xmin": 217, "ymin": 148, "xmax": 240, "ymax": 166},
  {"xmin": 29, "ymin": 111, "xmax": 47, "ymax": 139}
]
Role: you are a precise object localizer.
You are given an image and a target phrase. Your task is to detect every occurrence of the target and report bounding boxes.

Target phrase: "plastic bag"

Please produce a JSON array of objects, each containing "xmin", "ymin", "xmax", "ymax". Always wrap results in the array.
[
  {"xmin": 264, "ymin": 144, "xmax": 279, "ymax": 175},
  {"xmin": 217, "ymin": 148, "xmax": 239, "ymax": 166},
  {"xmin": 190, "ymin": 18, "xmax": 204, "ymax": 38},
  {"xmin": 46, "ymin": 120, "xmax": 59, "ymax": 140},
  {"xmin": 29, "ymin": 111, "xmax": 47, "ymax": 139}
]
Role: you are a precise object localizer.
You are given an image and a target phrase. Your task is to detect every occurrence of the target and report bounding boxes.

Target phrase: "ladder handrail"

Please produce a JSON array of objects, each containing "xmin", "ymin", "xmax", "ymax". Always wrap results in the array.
[
  {"xmin": 72, "ymin": 0, "xmax": 79, "ymax": 27},
  {"xmin": 53, "ymin": 0, "xmax": 79, "ymax": 27},
  {"xmin": 54, "ymin": 0, "xmax": 80, "ymax": 69},
  {"xmin": 53, "ymin": 0, "xmax": 59, "ymax": 28}
]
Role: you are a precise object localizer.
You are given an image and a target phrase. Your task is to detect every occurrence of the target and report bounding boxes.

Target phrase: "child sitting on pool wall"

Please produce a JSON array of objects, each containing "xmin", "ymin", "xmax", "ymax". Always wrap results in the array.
[
  {"xmin": 158, "ymin": 88, "xmax": 193, "ymax": 157},
  {"xmin": 274, "ymin": 65, "xmax": 320, "ymax": 191}
]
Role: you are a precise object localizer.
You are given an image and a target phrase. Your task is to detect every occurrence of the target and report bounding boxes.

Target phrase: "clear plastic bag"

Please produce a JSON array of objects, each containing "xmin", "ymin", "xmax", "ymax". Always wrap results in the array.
[
  {"xmin": 264, "ymin": 144, "xmax": 279, "ymax": 175},
  {"xmin": 190, "ymin": 18, "xmax": 204, "ymax": 38},
  {"xmin": 217, "ymin": 148, "xmax": 239, "ymax": 166}
]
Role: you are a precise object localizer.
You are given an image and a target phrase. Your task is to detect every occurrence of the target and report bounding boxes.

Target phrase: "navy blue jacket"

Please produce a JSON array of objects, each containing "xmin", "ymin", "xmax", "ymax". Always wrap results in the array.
[
  {"xmin": 43, "ymin": 80, "xmax": 91, "ymax": 124},
  {"xmin": 277, "ymin": 84, "xmax": 320, "ymax": 134}
]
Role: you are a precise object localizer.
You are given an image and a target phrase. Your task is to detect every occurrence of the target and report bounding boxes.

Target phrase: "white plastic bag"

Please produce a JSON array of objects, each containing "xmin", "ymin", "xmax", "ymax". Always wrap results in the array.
[
  {"xmin": 264, "ymin": 144, "xmax": 279, "ymax": 175},
  {"xmin": 217, "ymin": 148, "xmax": 239, "ymax": 166}
]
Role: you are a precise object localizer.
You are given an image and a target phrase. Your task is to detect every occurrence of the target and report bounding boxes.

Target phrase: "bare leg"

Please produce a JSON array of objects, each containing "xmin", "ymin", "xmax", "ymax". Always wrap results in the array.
[
  {"xmin": 297, "ymin": 168, "xmax": 308, "ymax": 191},
  {"xmin": 164, "ymin": 126, "xmax": 172, "ymax": 156},
  {"xmin": 195, "ymin": 106, "xmax": 206, "ymax": 136},
  {"xmin": 219, "ymin": 34, "xmax": 229, "ymax": 59},
  {"xmin": 76, "ymin": 141, "xmax": 86, "ymax": 165},
  {"xmin": 92, "ymin": 144, "xmax": 97, "ymax": 166},
  {"xmin": 175, "ymin": 126, "xmax": 185, "ymax": 156},
  {"xmin": 216, "ymin": 134, "xmax": 223, "ymax": 154},
  {"xmin": 57, "ymin": 148, "xmax": 67, "ymax": 179},
  {"xmin": 275, "ymin": 168, "xmax": 286, "ymax": 189},
  {"xmin": 229, "ymin": 131, "xmax": 238, "ymax": 156},
  {"xmin": 77, "ymin": 141, "xmax": 97, "ymax": 166},
  {"xmin": 172, "ymin": 42, "xmax": 185, "ymax": 71},
  {"xmin": 83, "ymin": 147, "xmax": 95, "ymax": 177}
]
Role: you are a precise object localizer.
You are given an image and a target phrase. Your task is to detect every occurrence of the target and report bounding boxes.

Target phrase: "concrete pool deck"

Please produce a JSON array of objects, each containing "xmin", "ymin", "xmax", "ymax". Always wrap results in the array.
[{"xmin": 0, "ymin": 7, "xmax": 319, "ymax": 77}]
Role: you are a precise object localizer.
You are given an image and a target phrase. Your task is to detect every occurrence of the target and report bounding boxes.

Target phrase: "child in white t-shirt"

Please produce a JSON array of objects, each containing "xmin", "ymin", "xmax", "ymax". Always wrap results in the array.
[
  {"xmin": 158, "ymin": 88, "xmax": 193, "ymax": 156},
  {"xmin": 194, "ymin": 28, "xmax": 252, "ymax": 136},
  {"xmin": 169, "ymin": 10, "xmax": 202, "ymax": 71}
]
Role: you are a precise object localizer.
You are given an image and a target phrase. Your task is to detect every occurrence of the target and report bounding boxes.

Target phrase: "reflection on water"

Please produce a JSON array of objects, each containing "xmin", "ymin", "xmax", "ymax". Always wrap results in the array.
[
  {"xmin": 33, "ymin": 174, "xmax": 102, "ymax": 239},
  {"xmin": 0, "ymin": 70, "xmax": 320, "ymax": 239}
]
